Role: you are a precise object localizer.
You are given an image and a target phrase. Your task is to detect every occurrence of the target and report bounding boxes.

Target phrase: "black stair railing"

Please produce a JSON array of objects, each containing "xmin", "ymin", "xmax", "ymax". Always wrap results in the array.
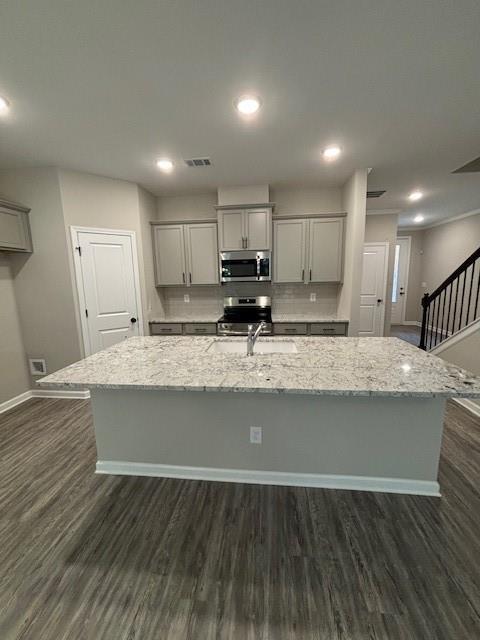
[{"xmin": 420, "ymin": 245, "xmax": 480, "ymax": 350}]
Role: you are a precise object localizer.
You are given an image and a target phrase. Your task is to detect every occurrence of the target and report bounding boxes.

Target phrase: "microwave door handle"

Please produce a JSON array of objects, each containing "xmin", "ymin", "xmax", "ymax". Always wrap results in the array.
[{"xmin": 256, "ymin": 254, "xmax": 261, "ymax": 280}]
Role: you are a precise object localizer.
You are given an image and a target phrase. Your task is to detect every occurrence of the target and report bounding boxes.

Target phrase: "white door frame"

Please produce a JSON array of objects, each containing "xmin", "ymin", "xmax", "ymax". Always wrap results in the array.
[
  {"xmin": 70, "ymin": 226, "xmax": 144, "ymax": 356},
  {"xmin": 394, "ymin": 236, "xmax": 412, "ymax": 324},
  {"xmin": 362, "ymin": 242, "xmax": 389, "ymax": 337}
]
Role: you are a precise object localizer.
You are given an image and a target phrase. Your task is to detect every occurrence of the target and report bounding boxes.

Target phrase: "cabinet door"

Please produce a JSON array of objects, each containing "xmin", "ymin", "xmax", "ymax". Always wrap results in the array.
[
  {"xmin": 185, "ymin": 223, "xmax": 219, "ymax": 285},
  {"xmin": 245, "ymin": 208, "xmax": 271, "ymax": 250},
  {"xmin": 308, "ymin": 218, "xmax": 344, "ymax": 282},
  {"xmin": 218, "ymin": 210, "xmax": 244, "ymax": 250},
  {"xmin": 0, "ymin": 208, "xmax": 31, "ymax": 252},
  {"xmin": 273, "ymin": 219, "xmax": 307, "ymax": 283},
  {"xmin": 153, "ymin": 225, "xmax": 186, "ymax": 286}
]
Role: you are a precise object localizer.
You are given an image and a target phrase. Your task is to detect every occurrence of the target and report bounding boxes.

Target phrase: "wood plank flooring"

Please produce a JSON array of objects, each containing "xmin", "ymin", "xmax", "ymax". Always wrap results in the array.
[
  {"xmin": 390, "ymin": 324, "xmax": 421, "ymax": 346},
  {"xmin": 0, "ymin": 398, "xmax": 479, "ymax": 639}
]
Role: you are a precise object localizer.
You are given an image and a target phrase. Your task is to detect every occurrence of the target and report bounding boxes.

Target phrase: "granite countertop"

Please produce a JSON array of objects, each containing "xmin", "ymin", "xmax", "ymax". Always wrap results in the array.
[
  {"xmin": 150, "ymin": 314, "xmax": 349, "ymax": 324},
  {"xmin": 38, "ymin": 336, "xmax": 480, "ymax": 398},
  {"xmin": 150, "ymin": 314, "xmax": 220, "ymax": 323},
  {"xmin": 271, "ymin": 313, "xmax": 348, "ymax": 323}
]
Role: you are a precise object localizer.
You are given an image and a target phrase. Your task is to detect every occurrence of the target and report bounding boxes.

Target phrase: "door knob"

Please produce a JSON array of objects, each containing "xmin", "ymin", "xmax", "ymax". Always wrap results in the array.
[
  {"xmin": 377, "ymin": 299, "xmax": 383, "ymax": 303},
  {"xmin": 130, "ymin": 317, "xmax": 137, "ymax": 323}
]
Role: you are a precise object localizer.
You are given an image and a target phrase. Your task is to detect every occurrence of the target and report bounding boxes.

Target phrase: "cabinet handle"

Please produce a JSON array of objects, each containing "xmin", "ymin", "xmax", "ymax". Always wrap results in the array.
[
  {"xmin": 245, "ymin": 237, "xmax": 248, "ymax": 249},
  {"xmin": 309, "ymin": 269, "xmax": 312, "ymax": 281},
  {"xmin": 182, "ymin": 272, "xmax": 185, "ymax": 284},
  {"xmin": 302, "ymin": 269, "xmax": 305, "ymax": 281},
  {"xmin": 189, "ymin": 272, "xmax": 192, "ymax": 284}
]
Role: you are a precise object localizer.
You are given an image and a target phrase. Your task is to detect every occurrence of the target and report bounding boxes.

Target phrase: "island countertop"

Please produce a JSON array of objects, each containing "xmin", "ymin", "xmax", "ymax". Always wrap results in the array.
[{"xmin": 37, "ymin": 336, "xmax": 480, "ymax": 398}]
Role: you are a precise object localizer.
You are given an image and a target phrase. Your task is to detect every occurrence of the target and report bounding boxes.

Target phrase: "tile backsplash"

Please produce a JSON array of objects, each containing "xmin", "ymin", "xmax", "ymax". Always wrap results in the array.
[{"xmin": 161, "ymin": 283, "xmax": 339, "ymax": 319}]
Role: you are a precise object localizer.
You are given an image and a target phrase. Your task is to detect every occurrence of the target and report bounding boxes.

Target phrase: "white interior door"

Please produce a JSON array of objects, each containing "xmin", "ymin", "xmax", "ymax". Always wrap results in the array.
[
  {"xmin": 73, "ymin": 229, "xmax": 143, "ymax": 355},
  {"xmin": 391, "ymin": 237, "xmax": 411, "ymax": 324},
  {"xmin": 359, "ymin": 243, "xmax": 388, "ymax": 337}
]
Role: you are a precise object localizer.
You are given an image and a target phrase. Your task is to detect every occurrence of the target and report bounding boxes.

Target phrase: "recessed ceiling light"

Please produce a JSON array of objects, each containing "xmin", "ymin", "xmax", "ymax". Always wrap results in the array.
[
  {"xmin": 414, "ymin": 214, "xmax": 424, "ymax": 223},
  {"xmin": 156, "ymin": 158, "xmax": 174, "ymax": 173},
  {"xmin": 401, "ymin": 363, "xmax": 412, "ymax": 372},
  {"xmin": 323, "ymin": 145, "xmax": 341, "ymax": 161},
  {"xmin": 235, "ymin": 95, "xmax": 261, "ymax": 115},
  {"xmin": 408, "ymin": 190, "xmax": 423, "ymax": 201},
  {"xmin": 0, "ymin": 96, "xmax": 10, "ymax": 115}
]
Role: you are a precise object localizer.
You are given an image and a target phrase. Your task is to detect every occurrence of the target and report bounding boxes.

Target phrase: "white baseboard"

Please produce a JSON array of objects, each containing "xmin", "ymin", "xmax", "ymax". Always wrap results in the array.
[
  {"xmin": 0, "ymin": 391, "xmax": 33, "ymax": 415},
  {"xmin": 402, "ymin": 320, "xmax": 421, "ymax": 327},
  {"xmin": 96, "ymin": 460, "xmax": 440, "ymax": 497},
  {"xmin": 0, "ymin": 388, "xmax": 90, "ymax": 415},
  {"xmin": 453, "ymin": 398, "xmax": 480, "ymax": 419},
  {"xmin": 33, "ymin": 389, "xmax": 90, "ymax": 400}
]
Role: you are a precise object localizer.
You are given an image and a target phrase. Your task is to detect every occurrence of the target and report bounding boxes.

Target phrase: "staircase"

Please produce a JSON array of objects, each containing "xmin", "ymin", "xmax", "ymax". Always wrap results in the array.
[{"xmin": 420, "ymin": 245, "xmax": 480, "ymax": 350}]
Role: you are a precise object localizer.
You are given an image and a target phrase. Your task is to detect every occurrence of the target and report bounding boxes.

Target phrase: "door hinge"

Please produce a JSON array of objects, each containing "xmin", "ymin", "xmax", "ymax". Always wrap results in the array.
[
  {"xmin": 85, "ymin": 309, "xmax": 89, "ymax": 318},
  {"xmin": 76, "ymin": 246, "xmax": 82, "ymax": 257}
]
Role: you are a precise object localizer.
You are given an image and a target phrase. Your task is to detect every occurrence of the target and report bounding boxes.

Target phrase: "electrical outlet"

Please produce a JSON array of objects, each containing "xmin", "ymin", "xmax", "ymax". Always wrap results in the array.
[
  {"xmin": 421, "ymin": 282, "xmax": 427, "ymax": 289},
  {"xmin": 310, "ymin": 292, "xmax": 316, "ymax": 302},
  {"xmin": 250, "ymin": 426, "xmax": 262, "ymax": 444},
  {"xmin": 183, "ymin": 294, "xmax": 190, "ymax": 303}
]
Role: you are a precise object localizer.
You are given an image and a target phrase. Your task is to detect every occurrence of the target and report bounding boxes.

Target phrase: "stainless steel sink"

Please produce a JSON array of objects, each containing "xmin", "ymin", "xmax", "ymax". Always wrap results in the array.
[{"xmin": 207, "ymin": 339, "xmax": 298, "ymax": 355}]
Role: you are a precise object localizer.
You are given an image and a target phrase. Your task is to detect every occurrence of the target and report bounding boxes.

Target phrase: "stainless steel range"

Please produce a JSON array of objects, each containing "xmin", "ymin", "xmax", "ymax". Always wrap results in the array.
[{"xmin": 217, "ymin": 296, "xmax": 272, "ymax": 336}]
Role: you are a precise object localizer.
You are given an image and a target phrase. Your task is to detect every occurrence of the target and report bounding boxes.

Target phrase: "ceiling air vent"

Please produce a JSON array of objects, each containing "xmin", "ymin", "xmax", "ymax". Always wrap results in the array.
[
  {"xmin": 367, "ymin": 190, "xmax": 386, "ymax": 198},
  {"xmin": 184, "ymin": 157, "xmax": 212, "ymax": 167},
  {"xmin": 452, "ymin": 156, "xmax": 480, "ymax": 173}
]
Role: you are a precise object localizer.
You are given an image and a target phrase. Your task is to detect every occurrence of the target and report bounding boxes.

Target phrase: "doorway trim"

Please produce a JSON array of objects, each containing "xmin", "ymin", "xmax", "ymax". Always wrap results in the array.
[
  {"xmin": 362, "ymin": 242, "xmax": 389, "ymax": 337},
  {"xmin": 70, "ymin": 226, "xmax": 144, "ymax": 357},
  {"xmin": 394, "ymin": 236, "xmax": 412, "ymax": 324}
]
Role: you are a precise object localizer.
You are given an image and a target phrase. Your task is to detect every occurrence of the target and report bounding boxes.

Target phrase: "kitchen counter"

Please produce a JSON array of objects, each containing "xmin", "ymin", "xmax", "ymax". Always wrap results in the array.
[
  {"xmin": 38, "ymin": 336, "xmax": 480, "ymax": 398},
  {"xmin": 39, "ymin": 336, "xmax": 480, "ymax": 496},
  {"xmin": 149, "ymin": 315, "xmax": 219, "ymax": 323},
  {"xmin": 271, "ymin": 313, "xmax": 348, "ymax": 323}
]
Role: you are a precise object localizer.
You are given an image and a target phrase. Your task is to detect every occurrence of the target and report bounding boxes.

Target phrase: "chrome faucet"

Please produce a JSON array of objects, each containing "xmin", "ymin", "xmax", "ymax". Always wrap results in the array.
[{"xmin": 246, "ymin": 321, "xmax": 266, "ymax": 356}]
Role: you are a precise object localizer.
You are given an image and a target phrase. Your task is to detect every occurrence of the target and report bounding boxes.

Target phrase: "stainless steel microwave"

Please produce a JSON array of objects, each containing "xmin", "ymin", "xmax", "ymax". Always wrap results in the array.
[{"xmin": 220, "ymin": 250, "xmax": 271, "ymax": 282}]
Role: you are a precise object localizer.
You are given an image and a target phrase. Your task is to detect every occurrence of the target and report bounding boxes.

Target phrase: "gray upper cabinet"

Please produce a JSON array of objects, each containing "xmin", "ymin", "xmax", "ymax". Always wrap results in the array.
[
  {"xmin": 309, "ymin": 218, "xmax": 344, "ymax": 283},
  {"xmin": 218, "ymin": 207, "xmax": 272, "ymax": 251},
  {"xmin": 0, "ymin": 201, "xmax": 33, "ymax": 252},
  {"xmin": 153, "ymin": 224, "xmax": 186, "ymax": 285},
  {"xmin": 218, "ymin": 209, "xmax": 244, "ymax": 250},
  {"xmin": 184, "ymin": 223, "xmax": 219, "ymax": 285},
  {"xmin": 153, "ymin": 222, "xmax": 218, "ymax": 286},
  {"xmin": 273, "ymin": 219, "xmax": 306, "ymax": 283},
  {"xmin": 273, "ymin": 216, "xmax": 344, "ymax": 284}
]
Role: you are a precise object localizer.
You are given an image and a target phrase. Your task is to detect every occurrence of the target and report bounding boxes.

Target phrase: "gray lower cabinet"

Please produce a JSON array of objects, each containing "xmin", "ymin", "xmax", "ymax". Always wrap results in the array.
[
  {"xmin": 183, "ymin": 323, "xmax": 217, "ymax": 335},
  {"xmin": 0, "ymin": 202, "xmax": 33, "ymax": 252},
  {"xmin": 274, "ymin": 322, "xmax": 348, "ymax": 336},
  {"xmin": 310, "ymin": 322, "xmax": 348, "ymax": 336},
  {"xmin": 150, "ymin": 323, "xmax": 183, "ymax": 335},
  {"xmin": 274, "ymin": 323, "xmax": 308, "ymax": 335}
]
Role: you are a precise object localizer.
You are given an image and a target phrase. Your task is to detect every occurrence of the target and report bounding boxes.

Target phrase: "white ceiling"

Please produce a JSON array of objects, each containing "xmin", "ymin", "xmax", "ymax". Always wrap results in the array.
[{"xmin": 0, "ymin": 1, "xmax": 479, "ymax": 227}]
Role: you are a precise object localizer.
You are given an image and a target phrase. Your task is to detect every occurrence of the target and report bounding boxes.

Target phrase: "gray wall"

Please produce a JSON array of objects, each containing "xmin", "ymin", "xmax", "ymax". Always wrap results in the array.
[
  {"xmin": 338, "ymin": 170, "xmax": 368, "ymax": 335},
  {"xmin": 58, "ymin": 169, "xmax": 162, "ymax": 336},
  {"xmin": 402, "ymin": 230, "xmax": 424, "ymax": 323},
  {"xmin": 421, "ymin": 213, "xmax": 480, "ymax": 293},
  {"xmin": 365, "ymin": 214, "xmax": 399, "ymax": 335},
  {"xmin": 0, "ymin": 168, "xmax": 81, "ymax": 384},
  {"xmin": 433, "ymin": 324, "xmax": 480, "ymax": 411},
  {"xmin": 401, "ymin": 213, "xmax": 480, "ymax": 324},
  {"xmin": 0, "ymin": 254, "xmax": 30, "ymax": 402}
]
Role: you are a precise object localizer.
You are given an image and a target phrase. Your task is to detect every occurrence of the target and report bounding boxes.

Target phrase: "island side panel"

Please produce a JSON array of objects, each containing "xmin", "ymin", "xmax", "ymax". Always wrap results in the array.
[{"xmin": 90, "ymin": 389, "xmax": 446, "ymax": 495}]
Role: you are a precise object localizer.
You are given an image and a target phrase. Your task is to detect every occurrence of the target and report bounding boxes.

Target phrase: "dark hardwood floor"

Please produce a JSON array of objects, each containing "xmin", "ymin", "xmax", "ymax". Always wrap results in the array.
[
  {"xmin": 0, "ymin": 397, "xmax": 479, "ymax": 639},
  {"xmin": 390, "ymin": 324, "xmax": 421, "ymax": 346}
]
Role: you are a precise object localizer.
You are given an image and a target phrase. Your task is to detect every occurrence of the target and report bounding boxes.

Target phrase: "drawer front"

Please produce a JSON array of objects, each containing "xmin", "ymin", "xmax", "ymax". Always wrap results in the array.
[
  {"xmin": 184, "ymin": 323, "xmax": 217, "ymax": 335},
  {"xmin": 274, "ymin": 323, "xmax": 308, "ymax": 335},
  {"xmin": 310, "ymin": 323, "xmax": 347, "ymax": 336},
  {"xmin": 150, "ymin": 323, "xmax": 183, "ymax": 335}
]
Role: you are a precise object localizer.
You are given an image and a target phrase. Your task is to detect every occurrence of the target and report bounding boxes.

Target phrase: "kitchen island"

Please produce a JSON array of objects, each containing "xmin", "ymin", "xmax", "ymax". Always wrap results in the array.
[{"xmin": 38, "ymin": 336, "xmax": 480, "ymax": 496}]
